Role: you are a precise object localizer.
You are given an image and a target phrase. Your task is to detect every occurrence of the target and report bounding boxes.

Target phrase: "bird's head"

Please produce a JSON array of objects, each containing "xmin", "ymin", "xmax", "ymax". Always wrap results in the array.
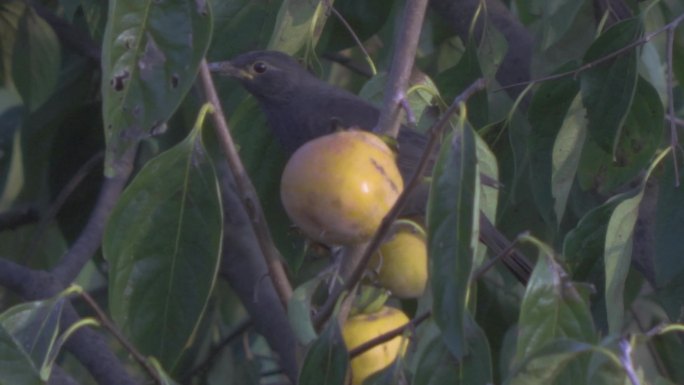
[{"xmin": 209, "ymin": 50, "xmax": 310, "ymax": 102}]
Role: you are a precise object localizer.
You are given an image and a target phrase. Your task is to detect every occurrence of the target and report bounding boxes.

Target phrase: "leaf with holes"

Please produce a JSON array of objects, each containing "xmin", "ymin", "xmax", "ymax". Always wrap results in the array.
[{"xmin": 100, "ymin": 0, "xmax": 212, "ymax": 176}]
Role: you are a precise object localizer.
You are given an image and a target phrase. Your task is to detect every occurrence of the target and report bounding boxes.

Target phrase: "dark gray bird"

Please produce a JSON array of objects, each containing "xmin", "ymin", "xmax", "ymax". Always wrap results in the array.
[{"xmin": 210, "ymin": 50, "xmax": 532, "ymax": 284}]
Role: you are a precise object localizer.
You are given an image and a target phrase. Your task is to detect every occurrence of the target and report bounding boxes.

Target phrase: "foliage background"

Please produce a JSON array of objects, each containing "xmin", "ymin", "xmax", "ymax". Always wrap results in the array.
[{"xmin": 1, "ymin": 0, "xmax": 684, "ymax": 384}]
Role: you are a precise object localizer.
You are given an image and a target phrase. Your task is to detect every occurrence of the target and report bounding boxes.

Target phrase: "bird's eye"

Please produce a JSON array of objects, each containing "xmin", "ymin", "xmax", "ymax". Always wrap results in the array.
[{"xmin": 252, "ymin": 62, "xmax": 268, "ymax": 74}]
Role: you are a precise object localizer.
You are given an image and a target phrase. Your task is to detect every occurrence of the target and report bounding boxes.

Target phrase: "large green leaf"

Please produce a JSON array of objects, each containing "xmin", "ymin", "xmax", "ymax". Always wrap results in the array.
[
  {"xmin": 298, "ymin": 319, "xmax": 348, "ymax": 385},
  {"xmin": 602, "ymin": 190, "xmax": 643, "ymax": 334},
  {"xmin": 427, "ymin": 124, "xmax": 479, "ymax": 359},
  {"xmin": 267, "ymin": 0, "xmax": 329, "ymax": 55},
  {"xmin": 551, "ymin": 95, "xmax": 587, "ymax": 225},
  {"xmin": 528, "ymin": 64, "xmax": 580, "ymax": 227},
  {"xmin": 9, "ymin": 3, "xmax": 60, "ymax": 112},
  {"xmin": 514, "ymin": 248, "xmax": 596, "ymax": 378},
  {"xmin": 413, "ymin": 316, "xmax": 492, "ymax": 385},
  {"xmin": 538, "ymin": 0, "xmax": 587, "ymax": 50},
  {"xmin": 579, "ymin": 18, "xmax": 641, "ymax": 156},
  {"xmin": 101, "ymin": 0, "xmax": 213, "ymax": 176},
  {"xmin": 577, "ymin": 77, "xmax": 663, "ymax": 193},
  {"xmin": 207, "ymin": 0, "xmax": 278, "ymax": 60},
  {"xmin": 104, "ymin": 119, "xmax": 223, "ymax": 370}
]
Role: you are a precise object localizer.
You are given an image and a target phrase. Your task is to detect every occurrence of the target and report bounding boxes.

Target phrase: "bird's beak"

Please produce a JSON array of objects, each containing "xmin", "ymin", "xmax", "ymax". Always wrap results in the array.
[{"xmin": 208, "ymin": 61, "xmax": 253, "ymax": 80}]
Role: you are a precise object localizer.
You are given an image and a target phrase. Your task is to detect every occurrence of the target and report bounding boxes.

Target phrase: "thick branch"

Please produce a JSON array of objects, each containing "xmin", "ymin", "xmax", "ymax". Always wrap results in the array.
[
  {"xmin": 215, "ymin": 164, "xmax": 299, "ymax": 383},
  {"xmin": 51, "ymin": 149, "xmax": 135, "ymax": 284},
  {"xmin": 0, "ymin": 258, "xmax": 139, "ymax": 385},
  {"xmin": 375, "ymin": 0, "xmax": 430, "ymax": 138}
]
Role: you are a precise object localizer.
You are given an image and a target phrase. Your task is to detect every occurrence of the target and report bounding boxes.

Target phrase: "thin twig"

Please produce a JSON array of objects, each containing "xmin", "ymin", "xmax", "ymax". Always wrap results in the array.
[
  {"xmin": 78, "ymin": 290, "xmax": 163, "ymax": 384},
  {"xmin": 197, "ymin": 60, "xmax": 293, "ymax": 305},
  {"xmin": 374, "ymin": 0, "xmax": 431, "ymax": 138},
  {"xmin": 666, "ymin": 114, "xmax": 684, "ymax": 127},
  {"xmin": 471, "ymin": 233, "xmax": 519, "ymax": 282},
  {"xmin": 496, "ymin": 12, "xmax": 684, "ymax": 93},
  {"xmin": 619, "ymin": 338, "xmax": 641, "ymax": 385},
  {"xmin": 314, "ymin": 79, "xmax": 487, "ymax": 328},
  {"xmin": 348, "ymin": 310, "xmax": 431, "ymax": 358},
  {"xmin": 629, "ymin": 307, "xmax": 670, "ymax": 379},
  {"xmin": 321, "ymin": 52, "xmax": 373, "ymax": 78}
]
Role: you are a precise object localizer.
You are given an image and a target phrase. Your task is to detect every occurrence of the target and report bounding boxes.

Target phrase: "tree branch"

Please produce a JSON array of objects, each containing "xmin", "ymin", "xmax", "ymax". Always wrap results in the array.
[
  {"xmin": 0, "ymin": 206, "xmax": 39, "ymax": 231},
  {"xmin": 198, "ymin": 60, "xmax": 293, "ymax": 305},
  {"xmin": 375, "ymin": 0, "xmax": 430, "ymax": 138},
  {"xmin": 215, "ymin": 163, "xmax": 300, "ymax": 383},
  {"xmin": 0, "ymin": 258, "xmax": 139, "ymax": 385},
  {"xmin": 50, "ymin": 148, "xmax": 135, "ymax": 284},
  {"xmin": 25, "ymin": 151, "xmax": 104, "ymax": 265},
  {"xmin": 348, "ymin": 310, "xmax": 431, "ymax": 358}
]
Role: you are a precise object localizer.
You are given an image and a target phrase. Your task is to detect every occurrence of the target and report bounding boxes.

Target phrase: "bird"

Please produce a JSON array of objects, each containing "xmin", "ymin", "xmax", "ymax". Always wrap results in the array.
[{"xmin": 210, "ymin": 50, "xmax": 532, "ymax": 284}]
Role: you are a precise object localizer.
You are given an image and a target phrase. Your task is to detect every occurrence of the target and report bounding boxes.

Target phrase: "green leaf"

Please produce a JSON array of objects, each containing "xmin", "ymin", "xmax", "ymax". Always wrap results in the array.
[
  {"xmin": 363, "ymin": 358, "xmax": 409, "ymax": 385},
  {"xmin": 358, "ymin": 72, "xmax": 439, "ymax": 130},
  {"xmin": 538, "ymin": 0, "xmax": 587, "ymax": 50},
  {"xmin": 563, "ymin": 196, "xmax": 622, "ymax": 282},
  {"xmin": 514, "ymin": 250, "xmax": 596, "ymax": 369},
  {"xmin": 207, "ymin": 0, "xmax": 278, "ymax": 59},
  {"xmin": 267, "ymin": 0, "xmax": 328, "ymax": 55},
  {"xmin": 288, "ymin": 277, "xmax": 323, "ymax": 345},
  {"xmin": 528, "ymin": 64, "xmax": 580, "ymax": 227},
  {"xmin": 0, "ymin": 296, "xmax": 65, "ymax": 382},
  {"xmin": 149, "ymin": 357, "xmax": 182, "ymax": 385},
  {"xmin": 672, "ymin": 12, "xmax": 684, "ymax": 87},
  {"xmin": 654, "ymin": 154, "xmax": 684, "ymax": 288},
  {"xmin": 577, "ymin": 76, "xmax": 663, "ymax": 192},
  {"xmin": 0, "ymin": 323, "xmax": 42, "ymax": 385},
  {"xmin": 579, "ymin": 17, "xmax": 641, "ymax": 155},
  {"xmin": 476, "ymin": 18, "xmax": 508, "ymax": 81},
  {"xmin": 298, "ymin": 320, "xmax": 348, "ymax": 385},
  {"xmin": 0, "ymin": 101, "xmax": 23, "ymax": 208},
  {"xmin": 603, "ymin": 189, "xmax": 643, "ymax": 334},
  {"xmin": 104, "ymin": 122, "xmax": 223, "ymax": 370},
  {"xmin": 427, "ymin": 124, "xmax": 479, "ymax": 359},
  {"xmin": 319, "ymin": 0, "xmax": 394, "ymax": 52},
  {"xmin": 508, "ymin": 339, "xmax": 606, "ymax": 385},
  {"xmin": 76, "ymin": 0, "xmax": 108, "ymax": 41},
  {"xmin": 435, "ymin": 40, "xmax": 488, "ymax": 129},
  {"xmin": 551, "ymin": 95, "xmax": 587, "ymax": 225},
  {"xmin": 101, "ymin": 0, "xmax": 213, "ymax": 176},
  {"xmin": 414, "ymin": 316, "xmax": 492, "ymax": 385},
  {"xmin": 10, "ymin": 4, "xmax": 60, "ymax": 111},
  {"xmin": 229, "ymin": 97, "xmax": 306, "ymax": 269},
  {"xmin": 414, "ymin": 336, "xmax": 458, "ymax": 385}
]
